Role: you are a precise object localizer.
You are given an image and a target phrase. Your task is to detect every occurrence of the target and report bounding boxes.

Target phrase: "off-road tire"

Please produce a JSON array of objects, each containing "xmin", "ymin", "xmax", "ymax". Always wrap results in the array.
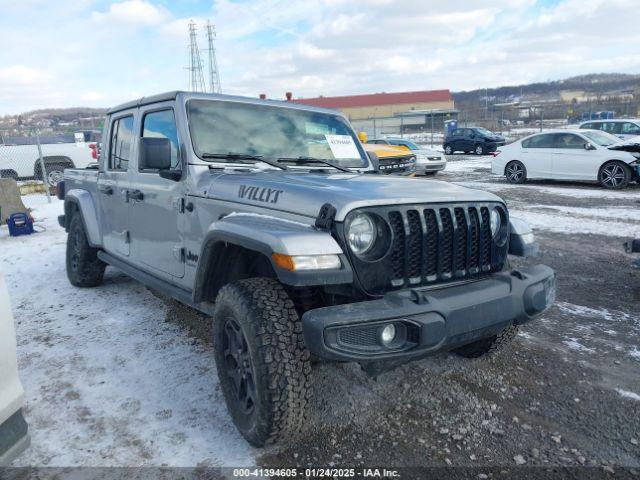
[
  {"xmin": 452, "ymin": 324, "xmax": 519, "ymax": 359},
  {"xmin": 505, "ymin": 160, "xmax": 527, "ymax": 184},
  {"xmin": 213, "ymin": 278, "xmax": 311, "ymax": 447},
  {"xmin": 66, "ymin": 214, "xmax": 106, "ymax": 287},
  {"xmin": 598, "ymin": 161, "xmax": 631, "ymax": 189}
]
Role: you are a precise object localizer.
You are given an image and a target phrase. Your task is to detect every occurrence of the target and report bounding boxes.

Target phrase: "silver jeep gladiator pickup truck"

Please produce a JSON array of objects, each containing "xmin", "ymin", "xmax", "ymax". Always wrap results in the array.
[{"xmin": 57, "ymin": 91, "xmax": 555, "ymax": 446}]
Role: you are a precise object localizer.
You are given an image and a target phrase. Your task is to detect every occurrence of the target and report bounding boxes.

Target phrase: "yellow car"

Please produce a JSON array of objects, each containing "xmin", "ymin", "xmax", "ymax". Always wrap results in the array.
[{"xmin": 357, "ymin": 132, "xmax": 416, "ymax": 175}]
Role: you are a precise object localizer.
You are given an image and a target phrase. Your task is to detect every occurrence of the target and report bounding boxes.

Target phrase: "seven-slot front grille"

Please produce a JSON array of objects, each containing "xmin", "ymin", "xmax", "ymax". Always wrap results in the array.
[
  {"xmin": 342, "ymin": 204, "xmax": 507, "ymax": 295},
  {"xmin": 387, "ymin": 206, "xmax": 497, "ymax": 287}
]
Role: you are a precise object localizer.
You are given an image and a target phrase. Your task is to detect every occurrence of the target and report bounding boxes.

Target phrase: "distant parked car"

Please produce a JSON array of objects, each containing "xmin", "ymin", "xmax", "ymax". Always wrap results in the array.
[
  {"xmin": 491, "ymin": 129, "xmax": 640, "ymax": 189},
  {"xmin": 368, "ymin": 138, "xmax": 446, "ymax": 175},
  {"xmin": 443, "ymin": 127, "xmax": 505, "ymax": 155},
  {"xmin": 0, "ymin": 268, "xmax": 29, "ymax": 465},
  {"xmin": 579, "ymin": 119, "xmax": 640, "ymax": 140}
]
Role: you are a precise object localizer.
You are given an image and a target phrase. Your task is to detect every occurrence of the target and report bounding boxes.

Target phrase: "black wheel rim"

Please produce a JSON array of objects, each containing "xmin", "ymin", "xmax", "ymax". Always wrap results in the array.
[
  {"xmin": 222, "ymin": 318, "xmax": 256, "ymax": 415},
  {"xmin": 506, "ymin": 163, "xmax": 524, "ymax": 182},
  {"xmin": 601, "ymin": 164, "xmax": 625, "ymax": 188},
  {"xmin": 70, "ymin": 229, "xmax": 81, "ymax": 271}
]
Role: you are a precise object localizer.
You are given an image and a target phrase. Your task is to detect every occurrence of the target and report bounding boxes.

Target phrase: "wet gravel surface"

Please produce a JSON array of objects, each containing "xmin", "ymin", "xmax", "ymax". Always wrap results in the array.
[
  {"xmin": 259, "ymin": 156, "xmax": 640, "ymax": 470},
  {"xmin": 165, "ymin": 155, "xmax": 640, "ymax": 473}
]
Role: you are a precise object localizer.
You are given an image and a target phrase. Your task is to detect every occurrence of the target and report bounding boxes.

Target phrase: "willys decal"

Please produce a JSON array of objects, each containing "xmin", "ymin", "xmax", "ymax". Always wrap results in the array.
[{"xmin": 238, "ymin": 185, "xmax": 284, "ymax": 204}]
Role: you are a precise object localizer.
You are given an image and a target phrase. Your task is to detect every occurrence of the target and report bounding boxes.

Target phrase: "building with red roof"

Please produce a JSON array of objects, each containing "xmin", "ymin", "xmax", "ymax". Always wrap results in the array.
[{"xmin": 292, "ymin": 89, "xmax": 454, "ymax": 121}]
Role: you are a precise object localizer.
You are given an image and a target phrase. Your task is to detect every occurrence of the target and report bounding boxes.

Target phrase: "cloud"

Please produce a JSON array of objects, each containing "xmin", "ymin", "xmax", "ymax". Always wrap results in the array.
[
  {"xmin": 0, "ymin": 0, "xmax": 639, "ymax": 114},
  {"xmin": 91, "ymin": 0, "xmax": 170, "ymax": 26}
]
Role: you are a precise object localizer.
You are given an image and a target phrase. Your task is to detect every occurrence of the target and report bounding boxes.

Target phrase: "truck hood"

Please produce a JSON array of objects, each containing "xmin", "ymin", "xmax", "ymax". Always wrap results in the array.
[{"xmin": 199, "ymin": 170, "xmax": 503, "ymax": 222}]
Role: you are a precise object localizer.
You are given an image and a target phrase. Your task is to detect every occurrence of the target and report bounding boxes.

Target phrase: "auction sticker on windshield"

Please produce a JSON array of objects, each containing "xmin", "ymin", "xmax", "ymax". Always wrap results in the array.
[{"xmin": 325, "ymin": 134, "xmax": 360, "ymax": 159}]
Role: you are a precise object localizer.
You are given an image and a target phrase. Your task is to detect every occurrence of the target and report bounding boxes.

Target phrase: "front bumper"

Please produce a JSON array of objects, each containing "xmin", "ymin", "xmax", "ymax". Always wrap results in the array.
[
  {"xmin": 302, "ymin": 265, "xmax": 555, "ymax": 362},
  {"xmin": 416, "ymin": 160, "xmax": 446, "ymax": 173}
]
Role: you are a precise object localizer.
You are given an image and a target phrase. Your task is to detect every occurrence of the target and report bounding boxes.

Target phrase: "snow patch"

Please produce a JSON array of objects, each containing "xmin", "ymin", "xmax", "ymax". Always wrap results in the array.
[
  {"xmin": 616, "ymin": 389, "xmax": 640, "ymax": 401},
  {"xmin": 563, "ymin": 338, "xmax": 594, "ymax": 353},
  {"xmin": 2, "ymin": 195, "xmax": 256, "ymax": 467}
]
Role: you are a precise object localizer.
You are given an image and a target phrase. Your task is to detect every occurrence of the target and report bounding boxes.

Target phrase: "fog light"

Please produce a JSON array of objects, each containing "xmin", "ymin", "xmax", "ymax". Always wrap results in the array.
[{"xmin": 380, "ymin": 324, "xmax": 396, "ymax": 346}]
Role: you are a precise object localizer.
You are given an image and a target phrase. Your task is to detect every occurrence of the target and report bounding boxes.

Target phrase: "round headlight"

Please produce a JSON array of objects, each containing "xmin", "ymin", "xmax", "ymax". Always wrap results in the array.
[
  {"xmin": 490, "ymin": 208, "xmax": 501, "ymax": 237},
  {"xmin": 347, "ymin": 213, "xmax": 377, "ymax": 255}
]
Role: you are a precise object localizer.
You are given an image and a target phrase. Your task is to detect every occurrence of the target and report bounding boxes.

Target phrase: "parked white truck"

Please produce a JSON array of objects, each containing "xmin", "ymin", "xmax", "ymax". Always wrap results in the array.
[{"xmin": 0, "ymin": 136, "xmax": 97, "ymax": 186}]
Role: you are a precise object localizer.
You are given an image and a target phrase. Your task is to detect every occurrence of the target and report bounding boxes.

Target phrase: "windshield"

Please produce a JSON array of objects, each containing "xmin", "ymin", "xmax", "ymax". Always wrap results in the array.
[
  {"xmin": 187, "ymin": 99, "xmax": 368, "ymax": 168},
  {"xmin": 389, "ymin": 139, "xmax": 420, "ymax": 150},
  {"xmin": 475, "ymin": 127, "xmax": 495, "ymax": 136},
  {"xmin": 581, "ymin": 130, "xmax": 621, "ymax": 147}
]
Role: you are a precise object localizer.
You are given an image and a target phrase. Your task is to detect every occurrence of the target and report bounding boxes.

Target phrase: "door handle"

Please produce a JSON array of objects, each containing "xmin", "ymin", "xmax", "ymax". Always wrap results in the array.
[
  {"xmin": 128, "ymin": 189, "xmax": 144, "ymax": 201},
  {"xmin": 99, "ymin": 185, "xmax": 113, "ymax": 195}
]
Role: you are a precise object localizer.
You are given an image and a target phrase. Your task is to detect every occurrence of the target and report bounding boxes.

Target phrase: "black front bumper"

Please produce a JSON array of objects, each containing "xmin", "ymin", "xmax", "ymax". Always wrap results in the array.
[{"xmin": 302, "ymin": 265, "xmax": 555, "ymax": 362}]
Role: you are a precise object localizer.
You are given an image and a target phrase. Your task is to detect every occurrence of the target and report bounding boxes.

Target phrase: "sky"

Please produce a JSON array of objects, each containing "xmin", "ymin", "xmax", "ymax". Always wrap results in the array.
[{"xmin": 0, "ymin": 0, "xmax": 639, "ymax": 115}]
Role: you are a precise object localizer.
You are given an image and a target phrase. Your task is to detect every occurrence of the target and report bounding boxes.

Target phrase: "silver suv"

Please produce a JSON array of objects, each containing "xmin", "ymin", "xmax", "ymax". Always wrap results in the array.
[{"xmin": 58, "ymin": 91, "xmax": 555, "ymax": 446}]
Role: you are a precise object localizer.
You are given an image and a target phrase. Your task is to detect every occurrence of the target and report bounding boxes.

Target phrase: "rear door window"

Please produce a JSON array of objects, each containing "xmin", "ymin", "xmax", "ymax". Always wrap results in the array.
[
  {"xmin": 522, "ymin": 134, "xmax": 554, "ymax": 148},
  {"xmin": 108, "ymin": 115, "xmax": 134, "ymax": 171}
]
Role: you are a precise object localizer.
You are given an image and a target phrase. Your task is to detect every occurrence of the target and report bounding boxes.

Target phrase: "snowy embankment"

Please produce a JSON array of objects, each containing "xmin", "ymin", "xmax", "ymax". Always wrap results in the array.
[
  {"xmin": 444, "ymin": 156, "xmax": 640, "ymax": 238},
  {"xmin": 1, "ymin": 195, "xmax": 255, "ymax": 466}
]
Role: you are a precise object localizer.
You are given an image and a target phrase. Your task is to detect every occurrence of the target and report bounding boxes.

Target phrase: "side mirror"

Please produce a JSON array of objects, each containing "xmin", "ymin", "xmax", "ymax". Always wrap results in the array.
[
  {"xmin": 367, "ymin": 151, "xmax": 380, "ymax": 172},
  {"xmin": 357, "ymin": 131, "xmax": 368, "ymax": 143},
  {"xmin": 140, "ymin": 137, "xmax": 172, "ymax": 170},
  {"xmin": 584, "ymin": 142, "xmax": 596, "ymax": 150}
]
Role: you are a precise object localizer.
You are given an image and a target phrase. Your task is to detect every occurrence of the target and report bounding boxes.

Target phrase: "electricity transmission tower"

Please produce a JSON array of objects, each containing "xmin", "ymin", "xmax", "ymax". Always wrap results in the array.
[
  {"xmin": 205, "ymin": 21, "xmax": 222, "ymax": 94},
  {"xmin": 187, "ymin": 20, "xmax": 206, "ymax": 92}
]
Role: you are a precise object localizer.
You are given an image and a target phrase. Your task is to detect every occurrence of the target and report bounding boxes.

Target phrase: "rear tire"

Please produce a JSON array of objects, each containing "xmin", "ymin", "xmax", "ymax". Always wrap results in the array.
[
  {"xmin": 505, "ymin": 160, "xmax": 527, "ymax": 184},
  {"xmin": 66, "ymin": 214, "xmax": 105, "ymax": 287},
  {"xmin": 444, "ymin": 144, "xmax": 453, "ymax": 155},
  {"xmin": 453, "ymin": 324, "xmax": 519, "ymax": 359},
  {"xmin": 34, "ymin": 158, "xmax": 73, "ymax": 186},
  {"xmin": 213, "ymin": 278, "xmax": 311, "ymax": 447},
  {"xmin": 599, "ymin": 161, "xmax": 631, "ymax": 189},
  {"xmin": 474, "ymin": 144, "xmax": 485, "ymax": 155}
]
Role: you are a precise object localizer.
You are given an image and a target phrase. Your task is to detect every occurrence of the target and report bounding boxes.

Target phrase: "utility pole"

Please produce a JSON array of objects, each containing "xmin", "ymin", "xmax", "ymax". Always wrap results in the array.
[
  {"xmin": 187, "ymin": 21, "xmax": 206, "ymax": 92},
  {"xmin": 205, "ymin": 21, "xmax": 222, "ymax": 94}
]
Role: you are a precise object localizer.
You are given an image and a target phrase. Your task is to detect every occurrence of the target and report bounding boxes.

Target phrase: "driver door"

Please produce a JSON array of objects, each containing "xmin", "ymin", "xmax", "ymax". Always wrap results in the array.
[{"xmin": 128, "ymin": 105, "xmax": 185, "ymax": 279}]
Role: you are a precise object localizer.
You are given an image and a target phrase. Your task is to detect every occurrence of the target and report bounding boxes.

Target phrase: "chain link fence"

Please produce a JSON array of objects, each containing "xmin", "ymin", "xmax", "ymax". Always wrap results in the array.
[{"xmin": 0, "ymin": 129, "xmax": 99, "ymax": 200}]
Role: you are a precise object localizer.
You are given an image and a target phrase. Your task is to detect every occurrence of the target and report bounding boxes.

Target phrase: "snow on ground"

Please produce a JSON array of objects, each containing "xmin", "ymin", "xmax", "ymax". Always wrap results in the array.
[
  {"xmin": 508, "ymin": 209, "xmax": 640, "ymax": 237},
  {"xmin": 1, "ymin": 195, "xmax": 256, "ymax": 466},
  {"xmin": 615, "ymin": 389, "xmax": 640, "ymax": 402},
  {"xmin": 556, "ymin": 302, "xmax": 636, "ymax": 328},
  {"xmin": 562, "ymin": 338, "xmax": 595, "ymax": 353}
]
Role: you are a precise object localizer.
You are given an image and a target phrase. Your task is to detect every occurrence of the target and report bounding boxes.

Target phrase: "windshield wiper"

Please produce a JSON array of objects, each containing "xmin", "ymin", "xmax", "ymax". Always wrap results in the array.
[
  {"xmin": 276, "ymin": 156, "xmax": 351, "ymax": 172},
  {"xmin": 201, "ymin": 152, "xmax": 288, "ymax": 170}
]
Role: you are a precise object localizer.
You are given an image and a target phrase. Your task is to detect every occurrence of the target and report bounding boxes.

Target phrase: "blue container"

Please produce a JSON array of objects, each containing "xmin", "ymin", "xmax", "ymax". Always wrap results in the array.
[{"xmin": 7, "ymin": 213, "xmax": 34, "ymax": 237}]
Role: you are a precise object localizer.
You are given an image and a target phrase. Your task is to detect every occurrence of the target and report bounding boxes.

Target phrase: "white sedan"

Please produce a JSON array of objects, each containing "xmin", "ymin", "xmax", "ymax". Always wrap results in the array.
[
  {"xmin": 368, "ymin": 138, "xmax": 447, "ymax": 175},
  {"xmin": 491, "ymin": 129, "xmax": 640, "ymax": 189}
]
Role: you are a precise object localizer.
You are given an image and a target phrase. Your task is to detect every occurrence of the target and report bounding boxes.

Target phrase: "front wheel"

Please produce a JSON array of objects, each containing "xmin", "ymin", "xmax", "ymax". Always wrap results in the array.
[
  {"xmin": 599, "ymin": 161, "xmax": 631, "ymax": 189},
  {"xmin": 444, "ymin": 144, "xmax": 453, "ymax": 155},
  {"xmin": 474, "ymin": 144, "xmax": 485, "ymax": 155},
  {"xmin": 505, "ymin": 160, "xmax": 527, "ymax": 184},
  {"xmin": 213, "ymin": 278, "xmax": 311, "ymax": 447}
]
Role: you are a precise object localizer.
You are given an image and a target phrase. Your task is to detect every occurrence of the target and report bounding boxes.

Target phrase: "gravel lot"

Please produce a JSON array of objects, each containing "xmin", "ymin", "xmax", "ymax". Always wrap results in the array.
[{"xmin": 3, "ymin": 156, "xmax": 639, "ymax": 472}]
